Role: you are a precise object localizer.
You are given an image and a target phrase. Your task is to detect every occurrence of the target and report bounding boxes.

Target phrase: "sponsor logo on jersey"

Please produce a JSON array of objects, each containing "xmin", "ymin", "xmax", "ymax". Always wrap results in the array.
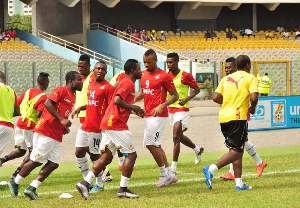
[{"xmin": 143, "ymin": 88, "xmax": 154, "ymax": 95}]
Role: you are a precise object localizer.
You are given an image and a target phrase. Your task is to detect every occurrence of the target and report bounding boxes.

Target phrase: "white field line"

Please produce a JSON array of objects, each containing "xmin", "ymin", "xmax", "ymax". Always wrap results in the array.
[{"xmin": 1, "ymin": 168, "xmax": 300, "ymax": 198}]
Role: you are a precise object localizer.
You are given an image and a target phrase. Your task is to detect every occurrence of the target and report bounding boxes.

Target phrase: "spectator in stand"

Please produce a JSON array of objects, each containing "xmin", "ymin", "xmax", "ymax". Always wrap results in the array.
[
  {"xmin": 8, "ymin": 28, "xmax": 16, "ymax": 39},
  {"xmin": 265, "ymin": 29, "xmax": 274, "ymax": 39},
  {"xmin": 226, "ymin": 31, "xmax": 237, "ymax": 40},
  {"xmin": 132, "ymin": 29, "xmax": 140, "ymax": 44},
  {"xmin": 149, "ymin": 30, "xmax": 157, "ymax": 42},
  {"xmin": 245, "ymin": 28, "xmax": 255, "ymax": 37},
  {"xmin": 159, "ymin": 31, "xmax": 166, "ymax": 41},
  {"xmin": 140, "ymin": 30, "xmax": 148, "ymax": 42},
  {"xmin": 277, "ymin": 25, "xmax": 284, "ymax": 34},
  {"xmin": 2, "ymin": 30, "xmax": 10, "ymax": 41},
  {"xmin": 211, "ymin": 30, "xmax": 218, "ymax": 39},
  {"xmin": 204, "ymin": 30, "xmax": 212, "ymax": 40},
  {"xmin": 225, "ymin": 25, "xmax": 233, "ymax": 33},
  {"xmin": 239, "ymin": 29, "xmax": 246, "ymax": 37},
  {"xmin": 295, "ymin": 29, "xmax": 300, "ymax": 39},
  {"xmin": 282, "ymin": 30, "xmax": 290, "ymax": 39},
  {"xmin": 126, "ymin": 24, "xmax": 134, "ymax": 35},
  {"xmin": 175, "ymin": 26, "xmax": 181, "ymax": 36}
]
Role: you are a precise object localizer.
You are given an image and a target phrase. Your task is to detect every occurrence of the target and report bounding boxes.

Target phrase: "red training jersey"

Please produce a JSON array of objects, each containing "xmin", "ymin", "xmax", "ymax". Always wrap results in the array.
[
  {"xmin": 34, "ymin": 86, "xmax": 75, "ymax": 142},
  {"xmin": 100, "ymin": 77, "xmax": 135, "ymax": 130},
  {"xmin": 116, "ymin": 72, "xmax": 126, "ymax": 82},
  {"xmin": 140, "ymin": 68, "xmax": 176, "ymax": 117},
  {"xmin": 81, "ymin": 80, "xmax": 115, "ymax": 133},
  {"xmin": 16, "ymin": 88, "xmax": 47, "ymax": 130},
  {"xmin": 168, "ymin": 70, "xmax": 198, "ymax": 113},
  {"xmin": 79, "ymin": 73, "xmax": 95, "ymax": 124}
]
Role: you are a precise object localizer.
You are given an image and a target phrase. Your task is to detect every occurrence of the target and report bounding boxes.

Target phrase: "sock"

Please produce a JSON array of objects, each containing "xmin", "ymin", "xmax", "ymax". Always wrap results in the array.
[
  {"xmin": 30, "ymin": 180, "xmax": 41, "ymax": 188},
  {"xmin": 171, "ymin": 161, "xmax": 178, "ymax": 172},
  {"xmin": 159, "ymin": 165, "xmax": 167, "ymax": 177},
  {"xmin": 118, "ymin": 156, "xmax": 125, "ymax": 167},
  {"xmin": 120, "ymin": 175, "xmax": 130, "ymax": 188},
  {"xmin": 194, "ymin": 146, "xmax": 200, "ymax": 153},
  {"xmin": 1, "ymin": 155, "xmax": 9, "ymax": 163},
  {"xmin": 14, "ymin": 174, "xmax": 24, "ymax": 185},
  {"xmin": 245, "ymin": 141, "xmax": 263, "ymax": 165},
  {"xmin": 235, "ymin": 178, "xmax": 244, "ymax": 188},
  {"xmin": 77, "ymin": 156, "xmax": 89, "ymax": 178},
  {"xmin": 84, "ymin": 171, "xmax": 95, "ymax": 184},
  {"xmin": 229, "ymin": 163, "xmax": 234, "ymax": 175},
  {"xmin": 93, "ymin": 161, "xmax": 103, "ymax": 187},
  {"xmin": 208, "ymin": 164, "xmax": 218, "ymax": 174}
]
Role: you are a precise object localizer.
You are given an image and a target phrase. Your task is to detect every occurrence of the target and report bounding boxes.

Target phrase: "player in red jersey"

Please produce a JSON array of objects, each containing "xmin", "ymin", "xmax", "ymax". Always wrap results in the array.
[
  {"xmin": 9, "ymin": 71, "xmax": 83, "ymax": 200},
  {"xmin": 76, "ymin": 59, "xmax": 144, "ymax": 200},
  {"xmin": 166, "ymin": 53, "xmax": 204, "ymax": 178},
  {"xmin": 73, "ymin": 61, "xmax": 114, "ymax": 192},
  {"xmin": 135, "ymin": 49, "xmax": 179, "ymax": 187},
  {"xmin": 0, "ymin": 72, "xmax": 49, "ymax": 179}
]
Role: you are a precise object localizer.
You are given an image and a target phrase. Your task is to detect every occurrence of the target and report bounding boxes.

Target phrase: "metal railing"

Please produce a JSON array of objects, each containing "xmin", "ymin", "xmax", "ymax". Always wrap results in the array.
[
  {"xmin": 29, "ymin": 28, "xmax": 124, "ymax": 69},
  {"xmin": 88, "ymin": 23, "xmax": 191, "ymax": 60}
]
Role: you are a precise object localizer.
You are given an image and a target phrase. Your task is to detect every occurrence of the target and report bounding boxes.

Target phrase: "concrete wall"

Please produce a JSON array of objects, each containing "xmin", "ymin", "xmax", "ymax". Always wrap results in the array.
[
  {"xmin": 87, "ymin": 30, "xmax": 167, "ymax": 68},
  {"xmin": 59, "ymin": 33, "xmax": 84, "ymax": 45},
  {"xmin": 35, "ymin": 0, "xmax": 82, "ymax": 36}
]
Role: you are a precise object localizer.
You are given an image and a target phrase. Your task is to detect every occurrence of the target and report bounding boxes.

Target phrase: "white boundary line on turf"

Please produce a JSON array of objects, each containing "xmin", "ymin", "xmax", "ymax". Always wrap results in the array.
[{"xmin": 1, "ymin": 168, "xmax": 300, "ymax": 198}]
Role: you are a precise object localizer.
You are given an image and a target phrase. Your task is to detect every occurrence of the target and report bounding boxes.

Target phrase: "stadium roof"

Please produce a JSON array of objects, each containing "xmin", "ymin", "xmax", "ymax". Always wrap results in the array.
[{"xmin": 21, "ymin": 0, "xmax": 300, "ymax": 10}]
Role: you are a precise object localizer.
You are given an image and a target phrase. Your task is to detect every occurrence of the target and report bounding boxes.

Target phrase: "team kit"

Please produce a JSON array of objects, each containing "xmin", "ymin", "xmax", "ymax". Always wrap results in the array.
[{"xmin": 0, "ymin": 49, "xmax": 267, "ymax": 200}]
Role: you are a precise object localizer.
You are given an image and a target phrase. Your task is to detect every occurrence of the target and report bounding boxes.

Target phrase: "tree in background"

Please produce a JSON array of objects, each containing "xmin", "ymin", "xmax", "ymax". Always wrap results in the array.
[{"xmin": 8, "ymin": 14, "xmax": 32, "ymax": 32}]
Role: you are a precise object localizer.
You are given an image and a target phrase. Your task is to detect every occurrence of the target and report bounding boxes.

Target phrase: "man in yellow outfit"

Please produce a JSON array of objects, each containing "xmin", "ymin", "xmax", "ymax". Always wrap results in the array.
[{"xmin": 257, "ymin": 73, "xmax": 272, "ymax": 96}]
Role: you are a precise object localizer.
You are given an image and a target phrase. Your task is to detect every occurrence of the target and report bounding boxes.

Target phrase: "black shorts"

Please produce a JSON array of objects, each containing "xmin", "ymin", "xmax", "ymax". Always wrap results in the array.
[{"xmin": 220, "ymin": 120, "xmax": 248, "ymax": 153}]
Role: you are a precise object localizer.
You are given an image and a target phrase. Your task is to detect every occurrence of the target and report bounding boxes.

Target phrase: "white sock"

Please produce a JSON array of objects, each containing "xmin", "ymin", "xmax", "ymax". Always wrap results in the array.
[
  {"xmin": 118, "ymin": 156, "xmax": 125, "ymax": 166},
  {"xmin": 208, "ymin": 164, "xmax": 218, "ymax": 174},
  {"xmin": 14, "ymin": 174, "xmax": 24, "ymax": 185},
  {"xmin": 235, "ymin": 178, "xmax": 244, "ymax": 188},
  {"xmin": 93, "ymin": 161, "xmax": 103, "ymax": 187},
  {"xmin": 229, "ymin": 163, "xmax": 234, "ymax": 175},
  {"xmin": 84, "ymin": 171, "xmax": 95, "ymax": 184},
  {"xmin": 30, "ymin": 180, "xmax": 41, "ymax": 188},
  {"xmin": 171, "ymin": 161, "xmax": 178, "ymax": 172},
  {"xmin": 159, "ymin": 165, "xmax": 167, "ymax": 177},
  {"xmin": 245, "ymin": 141, "xmax": 263, "ymax": 165},
  {"xmin": 194, "ymin": 146, "xmax": 200, "ymax": 153},
  {"xmin": 77, "ymin": 156, "xmax": 89, "ymax": 178},
  {"xmin": 120, "ymin": 175, "xmax": 130, "ymax": 187}
]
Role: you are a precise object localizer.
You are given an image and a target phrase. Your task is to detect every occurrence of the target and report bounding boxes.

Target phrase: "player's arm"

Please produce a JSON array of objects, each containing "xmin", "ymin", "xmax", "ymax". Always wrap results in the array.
[
  {"xmin": 153, "ymin": 89, "xmax": 179, "ymax": 117},
  {"xmin": 114, "ymin": 95, "xmax": 145, "ymax": 118},
  {"xmin": 72, "ymin": 105, "xmax": 87, "ymax": 118},
  {"xmin": 13, "ymin": 106, "xmax": 20, "ymax": 117},
  {"xmin": 134, "ymin": 89, "xmax": 144, "ymax": 103},
  {"xmin": 213, "ymin": 92, "xmax": 223, "ymax": 104},
  {"xmin": 249, "ymin": 92, "xmax": 258, "ymax": 114},
  {"xmin": 45, "ymin": 99, "xmax": 72, "ymax": 128},
  {"xmin": 179, "ymin": 86, "xmax": 200, "ymax": 106}
]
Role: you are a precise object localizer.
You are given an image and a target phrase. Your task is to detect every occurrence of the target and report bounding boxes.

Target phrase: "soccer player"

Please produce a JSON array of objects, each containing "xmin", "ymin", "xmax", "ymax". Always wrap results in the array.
[
  {"xmin": 8, "ymin": 71, "xmax": 83, "ymax": 200},
  {"xmin": 76, "ymin": 59, "xmax": 144, "ymax": 200},
  {"xmin": 73, "ymin": 61, "xmax": 114, "ymax": 192},
  {"xmin": 220, "ymin": 57, "xmax": 267, "ymax": 180},
  {"xmin": 166, "ymin": 53, "xmax": 204, "ymax": 177},
  {"xmin": 135, "ymin": 49, "xmax": 179, "ymax": 187},
  {"xmin": 0, "ymin": 71, "xmax": 19, "ymax": 157},
  {"xmin": 203, "ymin": 55, "xmax": 258, "ymax": 191},
  {"xmin": 0, "ymin": 72, "xmax": 49, "ymax": 179}
]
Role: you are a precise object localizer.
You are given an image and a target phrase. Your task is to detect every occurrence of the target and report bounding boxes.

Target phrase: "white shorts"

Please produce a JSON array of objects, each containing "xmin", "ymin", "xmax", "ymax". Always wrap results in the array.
[
  {"xmin": 30, "ymin": 132, "xmax": 62, "ymax": 164},
  {"xmin": 0, "ymin": 125, "xmax": 13, "ymax": 155},
  {"xmin": 14, "ymin": 127, "xmax": 34, "ymax": 150},
  {"xmin": 169, "ymin": 111, "xmax": 189, "ymax": 130},
  {"xmin": 100, "ymin": 130, "xmax": 136, "ymax": 155},
  {"xmin": 75, "ymin": 129, "xmax": 102, "ymax": 154},
  {"xmin": 144, "ymin": 117, "xmax": 167, "ymax": 147}
]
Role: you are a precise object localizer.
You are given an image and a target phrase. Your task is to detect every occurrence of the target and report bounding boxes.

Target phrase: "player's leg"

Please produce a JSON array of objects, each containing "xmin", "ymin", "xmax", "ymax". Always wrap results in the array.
[
  {"xmin": 180, "ymin": 134, "xmax": 204, "ymax": 164},
  {"xmin": 171, "ymin": 121, "xmax": 182, "ymax": 172},
  {"xmin": 220, "ymin": 162, "xmax": 235, "ymax": 180},
  {"xmin": 117, "ymin": 149, "xmax": 125, "ymax": 170},
  {"xmin": 244, "ymin": 139, "xmax": 267, "ymax": 177},
  {"xmin": 75, "ymin": 129, "xmax": 89, "ymax": 179},
  {"xmin": 10, "ymin": 151, "xmax": 31, "ymax": 179}
]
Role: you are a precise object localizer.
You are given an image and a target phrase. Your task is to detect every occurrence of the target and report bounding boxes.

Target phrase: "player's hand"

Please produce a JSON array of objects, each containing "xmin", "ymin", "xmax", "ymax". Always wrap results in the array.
[
  {"xmin": 178, "ymin": 98, "xmax": 188, "ymax": 106},
  {"xmin": 60, "ymin": 118, "xmax": 72, "ymax": 128},
  {"xmin": 63, "ymin": 127, "xmax": 70, "ymax": 134},
  {"xmin": 72, "ymin": 107, "xmax": 81, "ymax": 119},
  {"xmin": 132, "ymin": 105, "xmax": 145, "ymax": 118},
  {"xmin": 249, "ymin": 106, "xmax": 255, "ymax": 115},
  {"xmin": 152, "ymin": 104, "xmax": 166, "ymax": 117}
]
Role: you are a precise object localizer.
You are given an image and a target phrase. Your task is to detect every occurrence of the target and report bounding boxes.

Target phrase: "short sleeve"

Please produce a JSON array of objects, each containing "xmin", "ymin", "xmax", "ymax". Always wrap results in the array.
[
  {"xmin": 249, "ymin": 77, "xmax": 259, "ymax": 94},
  {"xmin": 163, "ymin": 74, "xmax": 176, "ymax": 92},
  {"xmin": 182, "ymin": 72, "xmax": 198, "ymax": 88},
  {"xmin": 215, "ymin": 78, "xmax": 224, "ymax": 95},
  {"xmin": 115, "ymin": 81, "xmax": 132, "ymax": 100},
  {"xmin": 48, "ymin": 87, "xmax": 63, "ymax": 103},
  {"xmin": 106, "ymin": 84, "xmax": 115, "ymax": 103},
  {"xmin": 33, "ymin": 94, "xmax": 47, "ymax": 111}
]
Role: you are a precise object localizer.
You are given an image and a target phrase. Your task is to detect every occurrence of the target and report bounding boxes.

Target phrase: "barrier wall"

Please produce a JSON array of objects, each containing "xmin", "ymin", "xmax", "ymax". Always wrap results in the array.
[{"xmin": 249, "ymin": 96, "xmax": 300, "ymax": 131}]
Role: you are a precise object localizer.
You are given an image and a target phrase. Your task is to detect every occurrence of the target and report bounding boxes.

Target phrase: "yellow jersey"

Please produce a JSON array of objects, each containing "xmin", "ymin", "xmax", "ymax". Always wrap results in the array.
[{"xmin": 215, "ymin": 71, "xmax": 258, "ymax": 123}]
